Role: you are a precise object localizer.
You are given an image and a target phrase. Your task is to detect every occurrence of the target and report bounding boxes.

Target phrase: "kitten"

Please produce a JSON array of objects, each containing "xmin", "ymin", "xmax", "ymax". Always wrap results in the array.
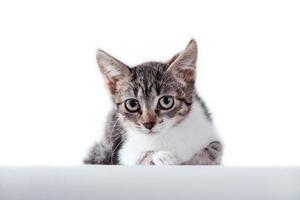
[{"xmin": 84, "ymin": 40, "xmax": 222, "ymax": 165}]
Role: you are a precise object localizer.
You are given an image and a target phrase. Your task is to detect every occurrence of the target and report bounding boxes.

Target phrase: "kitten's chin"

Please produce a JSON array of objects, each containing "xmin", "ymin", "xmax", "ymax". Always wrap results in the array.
[
  {"xmin": 139, "ymin": 121, "xmax": 175, "ymax": 135},
  {"xmin": 128, "ymin": 126, "xmax": 163, "ymax": 136},
  {"xmin": 122, "ymin": 121, "xmax": 172, "ymax": 136},
  {"xmin": 141, "ymin": 129, "xmax": 160, "ymax": 135}
]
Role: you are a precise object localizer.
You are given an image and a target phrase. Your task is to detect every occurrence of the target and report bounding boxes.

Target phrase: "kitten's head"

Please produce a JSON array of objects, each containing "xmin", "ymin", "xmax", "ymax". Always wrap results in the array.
[{"xmin": 97, "ymin": 40, "xmax": 197, "ymax": 135}]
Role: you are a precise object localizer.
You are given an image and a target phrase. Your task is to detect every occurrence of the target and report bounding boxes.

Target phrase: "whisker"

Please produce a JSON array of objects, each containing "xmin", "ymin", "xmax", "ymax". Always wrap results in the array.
[
  {"xmin": 108, "ymin": 117, "xmax": 127, "ymax": 164},
  {"xmin": 110, "ymin": 138, "xmax": 123, "ymax": 164}
]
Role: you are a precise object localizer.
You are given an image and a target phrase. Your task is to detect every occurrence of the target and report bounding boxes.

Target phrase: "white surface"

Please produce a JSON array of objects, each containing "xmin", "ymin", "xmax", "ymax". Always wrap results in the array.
[
  {"xmin": 1, "ymin": 0, "xmax": 300, "ymax": 166},
  {"xmin": 0, "ymin": 166, "xmax": 300, "ymax": 200}
]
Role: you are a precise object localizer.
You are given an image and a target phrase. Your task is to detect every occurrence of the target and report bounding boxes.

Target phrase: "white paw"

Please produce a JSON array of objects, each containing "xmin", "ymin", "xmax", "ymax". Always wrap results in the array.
[{"xmin": 150, "ymin": 151, "xmax": 178, "ymax": 165}]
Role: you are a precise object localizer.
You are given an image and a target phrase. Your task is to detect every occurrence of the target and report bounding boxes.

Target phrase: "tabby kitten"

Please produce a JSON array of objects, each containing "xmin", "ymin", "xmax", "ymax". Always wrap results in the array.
[{"xmin": 84, "ymin": 40, "xmax": 222, "ymax": 165}]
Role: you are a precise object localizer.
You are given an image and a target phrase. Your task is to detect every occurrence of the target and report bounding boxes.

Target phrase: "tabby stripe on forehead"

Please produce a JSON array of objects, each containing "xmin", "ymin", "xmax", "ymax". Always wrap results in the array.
[
  {"xmin": 133, "ymin": 86, "xmax": 138, "ymax": 97},
  {"xmin": 177, "ymin": 98, "xmax": 193, "ymax": 106},
  {"xmin": 145, "ymin": 84, "xmax": 154, "ymax": 96},
  {"xmin": 155, "ymin": 85, "xmax": 161, "ymax": 96}
]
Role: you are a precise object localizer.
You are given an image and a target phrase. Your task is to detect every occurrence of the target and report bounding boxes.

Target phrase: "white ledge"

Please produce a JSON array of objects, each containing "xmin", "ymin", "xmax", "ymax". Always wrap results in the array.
[{"xmin": 0, "ymin": 166, "xmax": 300, "ymax": 200}]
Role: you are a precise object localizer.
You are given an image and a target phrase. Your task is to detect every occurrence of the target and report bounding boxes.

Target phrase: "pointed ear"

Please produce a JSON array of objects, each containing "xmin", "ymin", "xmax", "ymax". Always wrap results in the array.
[
  {"xmin": 166, "ymin": 39, "xmax": 198, "ymax": 82},
  {"xmin": 96, "ymin": 50, "xmax": 130, "ymax": 94}
]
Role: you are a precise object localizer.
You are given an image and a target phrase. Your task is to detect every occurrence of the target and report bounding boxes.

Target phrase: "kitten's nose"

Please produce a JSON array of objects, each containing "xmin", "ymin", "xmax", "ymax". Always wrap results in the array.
[{"xmin": 143, "ymin": 122, "xmax": 156, "ymax": 130}]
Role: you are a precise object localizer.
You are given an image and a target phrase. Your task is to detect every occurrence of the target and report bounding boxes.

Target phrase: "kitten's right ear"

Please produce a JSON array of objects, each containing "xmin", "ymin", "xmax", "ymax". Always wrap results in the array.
[{"xmin": 96, "ymin": 50, "xmax": 130, "ymax": 94}]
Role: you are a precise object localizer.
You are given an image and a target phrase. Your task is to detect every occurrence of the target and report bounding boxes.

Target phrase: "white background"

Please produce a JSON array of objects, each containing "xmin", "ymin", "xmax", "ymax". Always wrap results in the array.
[{"xmin": 0, "ymin": 0, "xmax": 299, "ymax": 166}]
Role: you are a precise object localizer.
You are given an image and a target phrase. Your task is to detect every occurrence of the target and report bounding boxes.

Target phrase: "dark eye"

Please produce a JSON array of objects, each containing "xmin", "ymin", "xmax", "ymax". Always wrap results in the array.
[
  {"xmin": 125, "ymin": 99, "xmax": 140, "ymax": 112},
  {"xmin": 159, "ymin": 96, "xmax": 174, "ymax": 110}
]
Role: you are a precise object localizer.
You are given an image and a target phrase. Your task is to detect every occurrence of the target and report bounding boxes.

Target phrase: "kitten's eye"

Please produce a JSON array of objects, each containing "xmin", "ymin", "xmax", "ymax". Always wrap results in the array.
[
  {"xmin": 125, "ymin": 99, "xmax": 140, "ymax": 112},
  {"xmin": 159, "ymin": 96, "xmax": 174, "ymax": 110}
]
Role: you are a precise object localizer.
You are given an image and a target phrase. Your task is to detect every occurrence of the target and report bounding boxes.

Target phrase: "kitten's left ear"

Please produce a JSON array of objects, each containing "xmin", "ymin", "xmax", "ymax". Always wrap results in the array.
[
  {"xmin": 96, "ymin": 50, "xmax": 130, "ymax": 94},
  {"xmin": 166, "ymin": 39, "xmax": 197, "ymax": 82}
]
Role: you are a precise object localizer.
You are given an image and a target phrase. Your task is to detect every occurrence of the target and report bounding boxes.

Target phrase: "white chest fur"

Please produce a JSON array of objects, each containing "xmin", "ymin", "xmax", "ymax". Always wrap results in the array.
[{"xmin": 118, "ymin": 102, "xmax": 219, "ymax": 165}]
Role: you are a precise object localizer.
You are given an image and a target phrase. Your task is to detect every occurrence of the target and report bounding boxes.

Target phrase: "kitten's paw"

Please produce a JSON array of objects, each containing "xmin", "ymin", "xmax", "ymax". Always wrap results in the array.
[
  {"xmin": 200, "ymin": 141, "xmax": 223, "ymax": 165},
  {"xmin": 137, "ymin": 150, "xmax": 179, "ymax": 165},
  {"xmin": 150, "ymin": 151, "xmax": 178, "ymax": 165}
]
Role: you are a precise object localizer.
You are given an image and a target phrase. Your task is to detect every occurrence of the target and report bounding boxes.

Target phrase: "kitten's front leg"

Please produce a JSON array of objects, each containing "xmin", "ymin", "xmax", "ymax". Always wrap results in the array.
[
  {"xmin": 83, "ymin": 141, "xmax": 115, "ymax": 165},
  {"xmin": 137, "ymin": 151, "xmax": 179, "ymax": 165},
  {"xmin": 183, "ymin": 141, "xmax": 223, "ymax": 165}
]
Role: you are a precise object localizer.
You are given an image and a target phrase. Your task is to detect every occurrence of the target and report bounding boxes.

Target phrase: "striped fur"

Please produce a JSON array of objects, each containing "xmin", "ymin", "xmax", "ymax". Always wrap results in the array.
[{"xmin": 84, "ymin": 40, "xmax": 222, "ymax": 165}]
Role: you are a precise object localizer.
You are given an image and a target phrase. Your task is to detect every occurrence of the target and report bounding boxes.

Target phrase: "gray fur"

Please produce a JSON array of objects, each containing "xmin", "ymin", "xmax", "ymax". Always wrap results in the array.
[
  {"xmin": 182, "ymin": 141, "xmax": 223, "ymax": 165},
  {"xmin": 84, "ymin": 112, "xmax": 125, "ymax": 164}
]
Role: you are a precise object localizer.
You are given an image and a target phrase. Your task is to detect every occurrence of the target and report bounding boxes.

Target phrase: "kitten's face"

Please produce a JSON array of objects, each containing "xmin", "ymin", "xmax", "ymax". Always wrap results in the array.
[
  {"xmin": 97, "ymin": 40, "xmax": 197, "ymax": 135},
  {"xmin": 115, "ymin": 62, "xmax": 193, "ymax": 134}
]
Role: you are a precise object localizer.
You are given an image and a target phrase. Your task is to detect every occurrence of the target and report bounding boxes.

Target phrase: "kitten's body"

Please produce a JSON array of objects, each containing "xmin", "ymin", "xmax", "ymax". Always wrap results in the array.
[
  {"xmin": 84, "ymin": 40, "xmax": 223, "ymax": 165},
  {"xmin": 119, "ymin": 96, "xmax": 219, "ymax": 165}
]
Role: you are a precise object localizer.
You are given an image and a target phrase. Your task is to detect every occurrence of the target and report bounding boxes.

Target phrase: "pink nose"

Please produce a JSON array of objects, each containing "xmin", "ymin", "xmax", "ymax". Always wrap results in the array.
[{"xmin": 143, "ymin": 122, "xmax": 156, "ymax": 130}]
